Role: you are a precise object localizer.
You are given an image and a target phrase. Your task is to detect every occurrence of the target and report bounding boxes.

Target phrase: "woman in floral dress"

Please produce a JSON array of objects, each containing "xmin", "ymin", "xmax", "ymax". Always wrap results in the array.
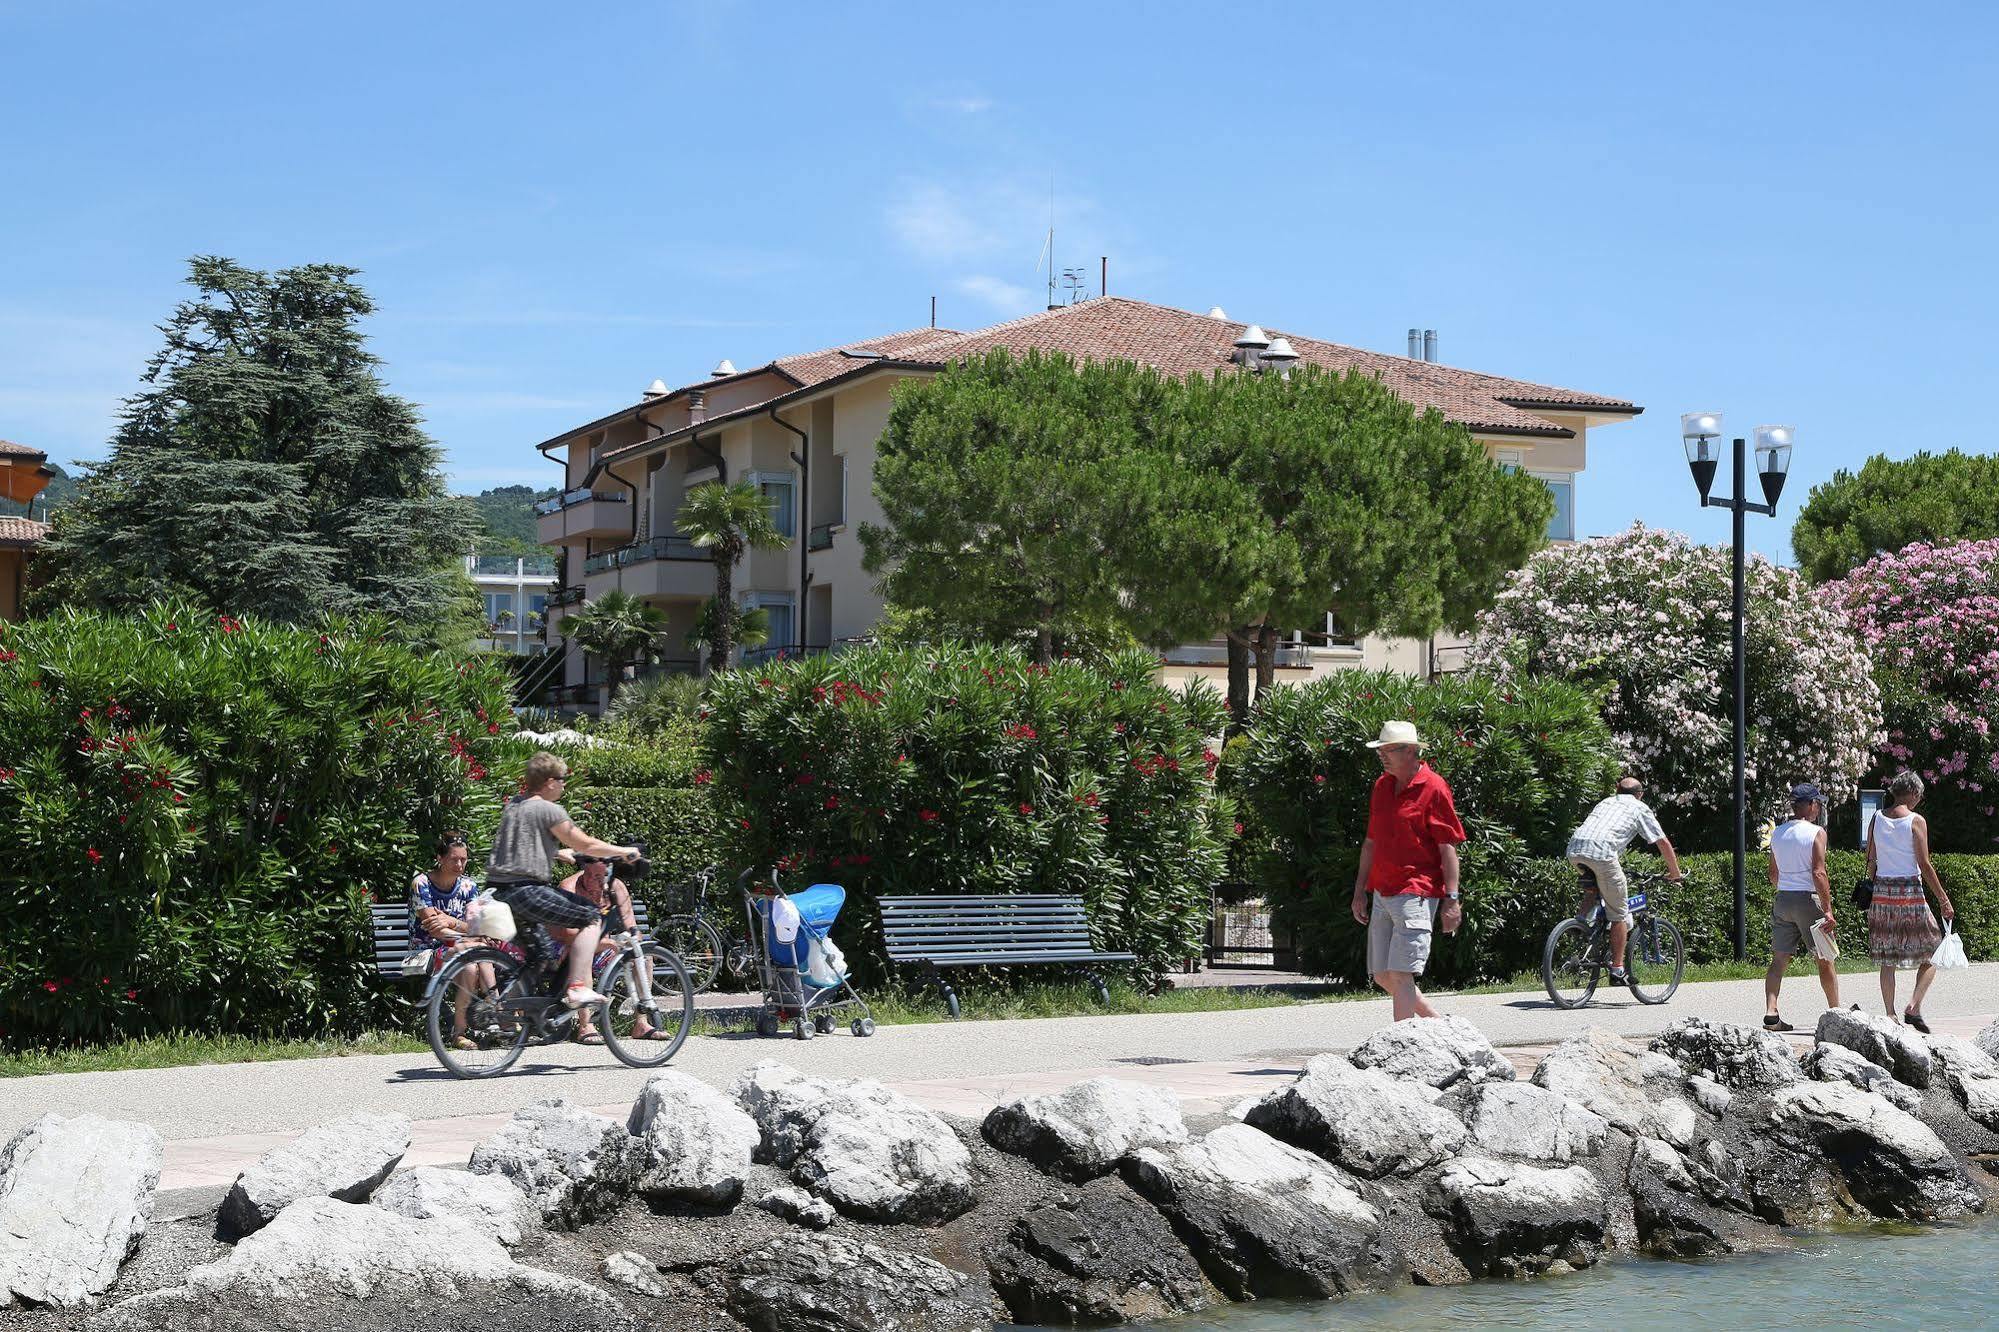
[
  {"xmin": 1866, "ymin": 771, "xmax": 1955, "ymax": 1031},
  {"xmin": 410, "ymin": 832, "xmax": 488, "ymax": 1049}
]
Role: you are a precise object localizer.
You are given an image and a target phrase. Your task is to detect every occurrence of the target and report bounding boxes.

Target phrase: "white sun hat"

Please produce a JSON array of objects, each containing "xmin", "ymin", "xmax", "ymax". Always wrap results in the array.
[{"xmin": 1365, "ymin": 720, "xmax": 1426, "ymax": 750}]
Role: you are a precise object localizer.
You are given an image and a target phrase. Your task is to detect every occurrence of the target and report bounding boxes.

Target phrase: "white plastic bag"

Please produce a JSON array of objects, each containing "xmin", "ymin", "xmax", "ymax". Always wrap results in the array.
[
  {"xmin": 803, "ymin": 936, "xmax": 847, "ymax": 989},
  {"xmin": 468, "ymin": 892, "xmax": 516, "ymax": 943},
  {"xmin": 1932, "ymin": 923, "xmax": 1969, "ymax": 970}
]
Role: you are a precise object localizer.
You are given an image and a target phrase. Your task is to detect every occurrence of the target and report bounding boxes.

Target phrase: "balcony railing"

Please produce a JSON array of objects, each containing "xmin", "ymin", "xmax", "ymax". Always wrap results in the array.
[
  {"xmin": 534, "ymin": 488, "xmax": 628, "ymax": 517},
  {"xmin": 807, "ymin": 523, "xmax": 835, "ymax": 552},
  {"xmin": 739, "ymin": 642, "xmax": 846, "ymax": 667},
  {"xmin": 468, "ymin": 554, "xmax": 557, "ymax": 578},
  {"xmin": 582, "ymin": 535, "xmax": 709, "ymax": 576},
  {"xmin": 547, "ymin": 585, "xmax": 585, "ymax": 608}
]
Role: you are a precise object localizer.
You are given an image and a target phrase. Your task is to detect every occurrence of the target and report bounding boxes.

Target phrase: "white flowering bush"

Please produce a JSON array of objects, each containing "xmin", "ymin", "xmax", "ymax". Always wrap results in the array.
[{"xmin": 1466, "ymin": 524, "xmax": 1881, "ymax": 845}]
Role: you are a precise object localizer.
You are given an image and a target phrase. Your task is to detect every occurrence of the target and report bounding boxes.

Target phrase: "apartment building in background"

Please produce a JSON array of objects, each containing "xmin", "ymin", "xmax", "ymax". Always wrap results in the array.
[
  {"xmin": 531, "ymin": 298, "xmax": 1639, "ymax": 703},
  {"xmin": 0, "ymin": 438, "xmax": 53, "ymax": 621},
  {"xmin": 466, "ymin": 552, "xmax": 557, "ymax": 656}
]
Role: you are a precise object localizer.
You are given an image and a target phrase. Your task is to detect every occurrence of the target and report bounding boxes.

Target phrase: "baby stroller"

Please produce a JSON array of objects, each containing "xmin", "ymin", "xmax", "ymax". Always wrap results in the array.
[{"xmin": 740, "ymin": 868, "xmax": 877, "ymax": 1040}]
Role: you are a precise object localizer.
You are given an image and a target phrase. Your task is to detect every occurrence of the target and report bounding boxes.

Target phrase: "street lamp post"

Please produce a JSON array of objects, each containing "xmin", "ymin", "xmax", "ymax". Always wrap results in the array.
[{"xmin": 1680, "ymin": 413, "xmax": 1796, "ymax": 961}]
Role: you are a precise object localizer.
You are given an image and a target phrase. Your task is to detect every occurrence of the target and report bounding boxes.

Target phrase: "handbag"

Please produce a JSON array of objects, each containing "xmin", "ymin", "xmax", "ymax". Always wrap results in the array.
[
  {"xmin": 1852, "ymin": 877, "xmax": 1874, "ymax": 910},
  {"xmin": 1932, "ymin": 922, "xmax": 1969, "ymax": 971}
]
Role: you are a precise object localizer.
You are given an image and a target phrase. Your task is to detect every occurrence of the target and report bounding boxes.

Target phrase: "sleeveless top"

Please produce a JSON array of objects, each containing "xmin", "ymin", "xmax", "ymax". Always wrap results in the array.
[
  {"xmin": 1871, "ymin": 812, "xmax": 1919, "ymax": 878},
  {"xmin": 1772, "ymin": 819, "xmax": 1821, "ymax": 893}
]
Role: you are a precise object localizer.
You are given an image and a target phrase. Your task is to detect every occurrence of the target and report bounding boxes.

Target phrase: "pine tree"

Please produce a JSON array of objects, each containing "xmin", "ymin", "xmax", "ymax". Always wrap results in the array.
[{"xmin": 37, "ymin": 257, "xmax": 473, "ymax": 635}]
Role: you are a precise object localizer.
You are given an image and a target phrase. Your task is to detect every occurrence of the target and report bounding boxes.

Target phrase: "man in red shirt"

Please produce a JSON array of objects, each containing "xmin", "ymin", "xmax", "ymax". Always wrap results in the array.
[{"xmin": 1350, "ymin": 721, "xmax": 1467, "ymax": 1021}]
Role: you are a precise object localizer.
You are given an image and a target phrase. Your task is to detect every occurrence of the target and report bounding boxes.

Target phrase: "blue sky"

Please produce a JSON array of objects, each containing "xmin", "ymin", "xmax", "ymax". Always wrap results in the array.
[{"xmin": 3, "ymin": 2, "xmax": 1992, "ymax": 560}]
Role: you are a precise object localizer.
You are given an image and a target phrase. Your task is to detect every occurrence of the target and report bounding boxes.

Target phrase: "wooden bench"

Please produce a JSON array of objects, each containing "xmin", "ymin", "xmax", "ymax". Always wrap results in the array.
[
  {"xmin": 370, "ymin": 899, "xmax": 652, "ymax": 979},
  {"xmin": 877, "ymin": 893, "xmax": 1136, "ymax": 1018}
]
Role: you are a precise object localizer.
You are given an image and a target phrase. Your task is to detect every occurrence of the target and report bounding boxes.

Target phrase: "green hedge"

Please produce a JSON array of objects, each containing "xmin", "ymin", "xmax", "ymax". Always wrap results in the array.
[
  {"xmin": 0, "ymin": 602, "xmax": 517, "ymax": 1045},
  {"xmin": 1293, "ymin": 847, "xmax": 1994, "ymax": 988},
  {"xmin": 562, "ymin": 785, "xmax": 723, "ymax": 888},
  {"xmin": 700, "ymin": 644, "xmax": 1227, "ymax": 975}
]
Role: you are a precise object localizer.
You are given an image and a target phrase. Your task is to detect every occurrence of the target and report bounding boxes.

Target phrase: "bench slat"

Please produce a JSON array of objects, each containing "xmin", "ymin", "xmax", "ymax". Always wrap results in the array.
[{"xmin": 891, "ymin": 952, "xmax": 1137, "ymax": 967}]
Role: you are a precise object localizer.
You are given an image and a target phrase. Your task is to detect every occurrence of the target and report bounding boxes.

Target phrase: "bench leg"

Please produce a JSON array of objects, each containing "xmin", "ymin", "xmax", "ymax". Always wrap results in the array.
[
  {"xmin": 1079, "ymin": 968, "xmax": 1111, "ymax": 1007},
  {"xmin": 929, "ymin": 965, "xmax": 961, "ymax": 1020}
]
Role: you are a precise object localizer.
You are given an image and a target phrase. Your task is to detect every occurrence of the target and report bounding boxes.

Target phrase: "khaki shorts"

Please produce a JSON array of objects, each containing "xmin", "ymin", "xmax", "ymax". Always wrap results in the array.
[
  {"xmin": 1569, "ymin": 854, "xmax": 1631, "ymax": 924},
  {"xmin": 1771, "ymin": 892, "xmax": 1824, "ymax": 958},
  {"xmin": 1368, "ymin": 892, "xmax": 1440, "ymax": 977}
]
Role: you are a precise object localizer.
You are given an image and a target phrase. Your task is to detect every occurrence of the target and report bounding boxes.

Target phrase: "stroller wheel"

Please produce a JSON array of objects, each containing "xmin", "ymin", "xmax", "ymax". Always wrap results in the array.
[
  {"xmin": 755, "ymin": 1011, "xmax": 778, "ymax": 1039},
  {"xmin": 813, "ymin": 1012, "xmax": 837, "ymax": 1035},
  {"xmin": 793, "ymin": 1018, "xmax": 815, "ymax": 1041},
  {"xmin": 851, "ymin": 1018, "xmax": 877, "ymax": 1038}
]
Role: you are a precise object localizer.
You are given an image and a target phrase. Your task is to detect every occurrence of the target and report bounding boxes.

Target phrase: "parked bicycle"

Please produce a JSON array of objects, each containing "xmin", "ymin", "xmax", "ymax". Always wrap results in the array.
[
  {"xmin": 424, "ymin": 857, "xmax": 695, "ymax": 1078},
  {"xmin": 652, "ymin": 863, "xmax": 746, "ymax": 994},
  {"xmin": 1542, "ymin": 863, "xmax": 1686, "ymax": 1008}
]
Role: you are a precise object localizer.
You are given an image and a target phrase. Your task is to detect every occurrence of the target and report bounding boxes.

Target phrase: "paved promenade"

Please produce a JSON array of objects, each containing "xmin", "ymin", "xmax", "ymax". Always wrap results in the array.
[{"xmin": 9, "ymin": 964, "xmax": 1995, "ymax": 1193}]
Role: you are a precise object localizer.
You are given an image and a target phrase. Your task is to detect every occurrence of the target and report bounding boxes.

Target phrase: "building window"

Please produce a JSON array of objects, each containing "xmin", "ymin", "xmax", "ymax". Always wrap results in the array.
[
  {"xmin": 1532, "ymin": 471, "xmax": 1575, "ymax": 541},
  {"xmin": 483, "ymin": 592, "xmax": 515, "ymax": 624},
  {"xmin": 837, "ymin": 456, "xmax": 848, "ymax": 526},
  {"xmin": 748, "ymin": 471, "xmax": 796, "ymax": 539}
]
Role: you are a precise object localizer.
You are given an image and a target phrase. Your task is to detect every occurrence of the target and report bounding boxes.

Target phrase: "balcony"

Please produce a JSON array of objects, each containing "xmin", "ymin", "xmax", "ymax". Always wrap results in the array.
[
  {"xmin": 536, "ymin": 489, "xmax": 631, "ymax": 543},
  {"xmin": 807, "ymin": 523, "xmax": 836, "ymax": 552},
  {"xmin": 581, "ymin": 534, "xmax": 715, "ymax": 601},
  {"xmin": 467, "ymin": 554, "xmax": 557, "ymax": 579}
]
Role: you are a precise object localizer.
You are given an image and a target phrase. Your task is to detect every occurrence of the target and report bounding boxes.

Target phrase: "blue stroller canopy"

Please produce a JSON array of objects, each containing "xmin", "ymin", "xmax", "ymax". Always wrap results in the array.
[{"xmin": 764, "ymin": 883, "xmax": 846, "ymax": 966}]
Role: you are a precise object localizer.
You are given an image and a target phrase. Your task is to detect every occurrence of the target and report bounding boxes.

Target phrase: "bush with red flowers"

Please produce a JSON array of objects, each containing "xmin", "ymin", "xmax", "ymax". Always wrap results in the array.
[
  {"xmin": 699, "ymin": 644, "xmax": 1226, "ymax": 976},
  {"xmin": 0, "ymin": 600, "xmax": 516, "ymax": 1045}
]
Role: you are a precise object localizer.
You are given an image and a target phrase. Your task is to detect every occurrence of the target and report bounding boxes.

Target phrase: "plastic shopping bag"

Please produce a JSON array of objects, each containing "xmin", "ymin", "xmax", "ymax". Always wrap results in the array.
[
  {"xmin": 468, "ymin": 892, "xmax": 517, "ymax": 943},
  {"xmin": 803, "ymin": 936, "xmax": 847, "ymax": 989},
  {"xmin": 1932, "ymin": 923, "xmax": 1969, "ymax": 970}
]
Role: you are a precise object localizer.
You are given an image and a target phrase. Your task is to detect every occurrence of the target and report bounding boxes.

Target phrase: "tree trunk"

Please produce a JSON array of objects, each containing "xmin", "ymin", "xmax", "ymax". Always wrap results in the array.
[
  {"xmin": 1254, "ymin": 624, "xmax": 1278, "ymax": 699},
  {"xmin": 1225, "ymin": 630, "xmax": 1251, "ymax": 735},
  {"xmin": 710, "ymin": 552, "xmax": 735, "ymax": 674},
  {"xmin": 1035, "ymin": 624, "xmax": 1054, "ymax": 666}
]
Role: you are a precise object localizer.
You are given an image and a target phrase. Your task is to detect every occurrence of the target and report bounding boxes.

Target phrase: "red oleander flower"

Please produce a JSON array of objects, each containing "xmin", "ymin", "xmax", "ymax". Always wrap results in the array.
[
  {"xmin": 1313, "ymin": 775, "xmax": 1326, "ymax": 785},
  {"xmin": 693, "ymin": 770, "xmax": 713, "ymax": 785},
  {"xmin": 1018, "ymin": 802, "xmax": 1034, "ymax": 816},
  {"xmin": 918, "ymin": 809, "xmax": 939, "ymax": 823},
  {"xmin": 823, "ymin": 796, "xmax": 840, "ymax": 809},
  {"xmin": 1234, "ymin": 821, "xmax": 1246, "ymax": 835},
  {"xmin": 42, "ymin": 981, "xmax": 58, "ymax": 993},
  {"xmin": 86, "ymin": 847, "xmax": 102, "ymax": 864}
]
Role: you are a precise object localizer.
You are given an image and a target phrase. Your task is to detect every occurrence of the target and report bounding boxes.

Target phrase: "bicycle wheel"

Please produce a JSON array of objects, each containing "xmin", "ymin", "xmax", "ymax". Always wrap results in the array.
[
  {"xmin": 427, "ymin": 947, "xmax": 531, "ymax": 1079},
  {"xmin": 600, "ymin": 942, "xmax": 695, "ymax": 1068},
  {"xmin": 1542, "ymin": 918, "xmax": 1603, "ymax": 1009},
  {"xmin": 1625, "ymin": 915, "xmax": 1686, "ymax": 1005},
  {"xmin": 655, "ymin": 914, "xmax": 724, "ymax": 993}
]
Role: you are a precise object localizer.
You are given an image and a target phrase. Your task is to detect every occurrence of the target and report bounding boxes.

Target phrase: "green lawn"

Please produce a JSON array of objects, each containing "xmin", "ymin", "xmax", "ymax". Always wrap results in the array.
[{"xmin": 0, "ymin": 954, "xmax": 1914, "ymax": 1078}]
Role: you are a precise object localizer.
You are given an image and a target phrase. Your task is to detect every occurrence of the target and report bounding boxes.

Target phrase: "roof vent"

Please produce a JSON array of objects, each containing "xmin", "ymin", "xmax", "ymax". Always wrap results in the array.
[
  {"xmin": 1262, "ymin": 337, "xmax": 1299, "ymax": 370},
  {"xmin": 688, "ymin": 389, "xmax": 707, "ymax": 425},
  {"xmin": 642, "ymin": 379, "xmax": 669, "ymax": 399},
  {"xmin": 711, "ymin": 359, "xmax": 737, "ymax": 378},
  {"xmin": 1207, "ymin": 306, "xmax": 1228, "ymax": 320}
]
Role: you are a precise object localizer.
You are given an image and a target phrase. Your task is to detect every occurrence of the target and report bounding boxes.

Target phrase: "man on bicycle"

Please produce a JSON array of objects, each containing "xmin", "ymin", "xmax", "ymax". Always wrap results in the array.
[
  {"xmin": 1566, "ymin": 777, "xmax": 1685, "ymax": 985},
  {"xmin": 484, "ymin": 751, "xmax": 643, "ymax": 1012}
]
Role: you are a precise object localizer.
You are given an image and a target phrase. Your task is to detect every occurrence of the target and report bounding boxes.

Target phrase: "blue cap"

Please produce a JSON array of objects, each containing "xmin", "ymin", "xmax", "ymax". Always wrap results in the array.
[{"xmin": 1790, "ymin": 783, "xmax": 1824, "ymax": 805}]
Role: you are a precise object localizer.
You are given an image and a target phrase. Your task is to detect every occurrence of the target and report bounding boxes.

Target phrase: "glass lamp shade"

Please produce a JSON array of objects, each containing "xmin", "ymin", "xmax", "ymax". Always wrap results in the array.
[
  {"xmin": 1754, "ymin": 425, "xmax": 1795, "ymax": 507},
  {"xmin": 1680, "ymin": 411, "xmax": 1723, "ymax": 442},
  {"xmin": 1683, "ymin": 435, "xmax": 1720, "ymax": 501}
]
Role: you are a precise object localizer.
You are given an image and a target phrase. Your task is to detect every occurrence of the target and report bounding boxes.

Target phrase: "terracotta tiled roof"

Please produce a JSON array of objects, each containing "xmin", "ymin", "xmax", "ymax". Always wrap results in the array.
[
  {"xmin": 0, "ymin": 439, "xmax": 48, "ymax": 460},
  {"xmin": 768, "ymin": 327, "xmax": 966, "ymax": 389},
  {"xmin": 0, "ymin": 516, "xmax": 48, "ymax": 546},
  {"xmin": 885, "ymin": 298, "xmax": 1637, "ymax": 437}
]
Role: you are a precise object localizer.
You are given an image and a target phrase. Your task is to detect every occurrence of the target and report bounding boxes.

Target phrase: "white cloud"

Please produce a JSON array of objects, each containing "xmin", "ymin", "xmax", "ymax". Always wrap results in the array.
[
  {"xmin": 953, "ymin": 275, "xmax": 1037, "ymax": 314},
  {"xmin": 886, "ymin": 183, "xmax": 1002, "ymax": 264},
  {"xmin": 933, "ymin": 95, "xmax": 993, "ymax": 114}
]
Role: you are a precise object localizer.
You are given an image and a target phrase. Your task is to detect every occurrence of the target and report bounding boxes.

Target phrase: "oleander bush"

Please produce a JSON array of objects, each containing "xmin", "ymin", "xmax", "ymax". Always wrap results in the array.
[
  {"xmin": 1222, "ymin": 669, "xmax": 1622, "ymax": 984},
  {"xmin": 699, "ymin": 644, "xmax": 1227, "ymax": 976},
  {"xmin": 0, "ymin": 602, "xmax": 518, "ymax": 1046}
]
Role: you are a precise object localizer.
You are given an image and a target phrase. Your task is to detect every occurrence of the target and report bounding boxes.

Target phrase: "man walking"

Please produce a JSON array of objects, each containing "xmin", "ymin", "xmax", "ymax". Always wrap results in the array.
[
  {"xmin": 1765, "ymin": 782, "xmax": 1840, "ymax": 1031},
  {"xmin": 1351, "ymin": 721, "xmax": 1466, "ymax": 1021},
  {"xmin": 1567, "ymin": 777, "xmax": 1685, "ymax": 985}
]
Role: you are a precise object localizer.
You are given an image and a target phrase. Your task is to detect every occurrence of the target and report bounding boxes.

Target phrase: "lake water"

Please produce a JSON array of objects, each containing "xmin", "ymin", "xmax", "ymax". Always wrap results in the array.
[{"xmin": 1023, "ymin": 1218, "xmax": 1995, "ymax": 1331}]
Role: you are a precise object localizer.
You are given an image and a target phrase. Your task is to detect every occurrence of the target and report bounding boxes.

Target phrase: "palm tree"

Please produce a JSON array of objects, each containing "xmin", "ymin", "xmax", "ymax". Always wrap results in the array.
[
  {"xmin": 686, "ymin": 600, "xmax": 770, "ymax": 663},
  {"xmin": 676, "ymin": 480, "xmax": 787, "ymax": 672},
  {"xmin": 564, "ymin": 589, "xmax": 670, "ymax": 702},
  {"xmin": 601, "ymin": 671, "xmax": 705, "ymax": 737}
]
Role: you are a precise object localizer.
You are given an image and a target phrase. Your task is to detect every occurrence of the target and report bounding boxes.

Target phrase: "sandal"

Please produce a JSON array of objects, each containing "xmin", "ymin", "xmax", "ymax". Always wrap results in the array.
[
  {"xmin": 576, "ymin": 1030, "xmax": 605, "ymax": 1046},
  {"xmin": 631, "ymin": 1027, "xmax": 671, "ymax": 1041},
  {"xmin": 450, "ymin": 1034, "xmax": 478, "ymax": 1051},
  {"xmin": 1762, "ymin": 1015, "xmax": 1792, "ymax": 1032},
  {"xmin": 1904, "ymin": 1010, "xmax": 1931, "ymax": 1034}
]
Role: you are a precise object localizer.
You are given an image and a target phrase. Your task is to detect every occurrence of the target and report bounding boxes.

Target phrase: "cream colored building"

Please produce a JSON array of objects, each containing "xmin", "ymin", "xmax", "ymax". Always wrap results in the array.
[{"xmin": 531, "ymin": 298, "xmax": 1639, "ymax": 702}]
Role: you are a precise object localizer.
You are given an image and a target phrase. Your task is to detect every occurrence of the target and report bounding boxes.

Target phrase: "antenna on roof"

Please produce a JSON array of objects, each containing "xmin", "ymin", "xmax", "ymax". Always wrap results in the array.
[{"xmin": 1061, "ymin": 266, "xmax": 1088, "ymax": 305}]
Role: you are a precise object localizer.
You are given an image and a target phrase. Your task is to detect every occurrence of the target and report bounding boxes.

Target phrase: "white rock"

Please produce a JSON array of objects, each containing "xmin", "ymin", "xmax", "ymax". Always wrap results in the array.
[
  {"xmin": 628, "ymin": 1070, "xmax": 759, "ymax": 1206},
  {"xmin": 1802, "ymin": 1042, "xmax": 1922, "ymax": 1112},
  {"xmin": 1813, "ymin": 1008, "xmax": 1933, "ymax": 1088},
  {"xmin": 601, "ymin": 1250, "xmax": 669, "ymax": 1298},
  {"xmin": 370, "ymin": 1166, "xmax": 539, "ymax": 1247},
  {"xmin": 1428, "ymin": 1156, "xmax": 1608, "ymax": 1278},
  {"xmin": 1975, "ymin": 1019, "xmax": 1999, "ymax": 1062},
  {"xmin": 1245, "ymin": 1055, "xmax": 1465, "ymax": 1178},
  {"xmin": 983, "ymin": 1077, "xmax": 1188, "ymax": 1180},
  {"xmin": 1348, "ymin": 1015, "xmax": 1515, "ymax": 1088},
  {"xmin": 1687, "ymin": 1074, "xmax": 1734, "ymax": 1116},
  {"xmin": 734, "ymin": 1061, "xmax": 974, "ymax": 1223},
  {"xmin": 758, "ymin": 1185, "xmax": 836, "ymax": 1229},
  {"xmin": 1650, "ymin": 1016, "xmax": 1799, "ymax": 1090},
  {"xmin": 469, "ymin": 1098, "xmax": 638, "ymax": 1229},
  {"xmin": 220, "ymin": 1111, "xmax": 409, "ymax": 1237},
  {"xmin": 0, "ymin": 1113, "xmax": 161, "ymax": 1309},
  {"xmin": 1929, "ymin": 1036, "xmax": 1999, "ymax": 1129},
  {"xmin": 84, "ymin": 1198, "xmax": 630, "ymax": 1331},
  {"xmin": 725, "ymin": 1232, "xmax": 990, "ymax": 1332},
  {"xmin": 1532, "ymin": 1028, "xmax": 1699, "ymax": 1146},
  {"xmin": 1764, "ymin": 1081, "xmax": 1981, "ymax": 1220},
  {"xmin": 1632, "ymin": 1137, "xmax": 1694, "ymax": 1191},
  {"xmin": 1463, "ymin": 1082, "xmax": 1608, "ymax": 1163}
]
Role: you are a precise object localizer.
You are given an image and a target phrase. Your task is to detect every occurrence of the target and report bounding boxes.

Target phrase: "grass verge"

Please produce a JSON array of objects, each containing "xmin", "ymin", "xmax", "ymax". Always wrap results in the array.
[{"xmin": 0, "ymin": 1029, "xmax": 428, "ymax": 1078}]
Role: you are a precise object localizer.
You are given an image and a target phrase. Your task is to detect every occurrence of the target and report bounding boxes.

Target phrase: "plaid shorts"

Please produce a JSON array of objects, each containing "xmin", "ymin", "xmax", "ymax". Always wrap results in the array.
[{"xmin": 490, "ymin": 882, "xmax": 601, "ymax": 930}]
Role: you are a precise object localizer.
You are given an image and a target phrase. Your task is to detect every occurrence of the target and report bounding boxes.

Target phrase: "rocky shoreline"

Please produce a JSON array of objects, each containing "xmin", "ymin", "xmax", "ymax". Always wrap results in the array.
[{"xmin": 3, "ymin": 1010, "xmax": 1997, "ymax": 1331}]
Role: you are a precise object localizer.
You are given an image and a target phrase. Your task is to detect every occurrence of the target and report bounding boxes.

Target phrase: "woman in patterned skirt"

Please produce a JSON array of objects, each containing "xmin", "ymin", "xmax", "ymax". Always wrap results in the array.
[{"xmin": 1865, "ymin": 771, "xmax": 1954, "ymax": 1032}]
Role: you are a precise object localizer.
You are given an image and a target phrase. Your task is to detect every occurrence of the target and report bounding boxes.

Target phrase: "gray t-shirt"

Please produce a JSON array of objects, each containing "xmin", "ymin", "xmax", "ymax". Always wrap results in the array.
[{"xmin": 486, "ymin": 796, "xmax": 570, "ymax": 886}]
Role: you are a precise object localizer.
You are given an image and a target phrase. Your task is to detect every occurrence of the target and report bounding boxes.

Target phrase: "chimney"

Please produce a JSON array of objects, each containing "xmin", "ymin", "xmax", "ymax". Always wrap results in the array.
[
  {"xmin": 688, "ymin": 389, "xmax": 707, "ymax": 424},
  {"xmin": 711, "ymin": 359, "xmax": 737, "ymax": 378},
  {"xmin": 642, "ymin": 378, "xmax": 669, "ymax": 400},
  {"xmin": 1407, "ymin": 329, "xmax": 1422, "ymax": 359},
  {"xmin": 1422, "ymin": 329, "xmax": 1438, "ymax": 363}
]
